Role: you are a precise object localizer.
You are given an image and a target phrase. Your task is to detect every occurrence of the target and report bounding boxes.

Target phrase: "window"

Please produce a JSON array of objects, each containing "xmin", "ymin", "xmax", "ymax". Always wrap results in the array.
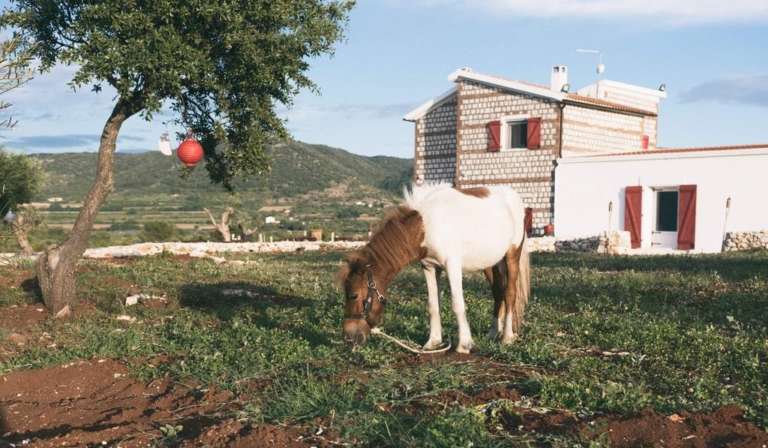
[
  {"xmin": 508, "ymin": 121, "xmax": 528, "ymax": 149},
  {"xmin": 655, "ymin": 190, "xmax": 678, "ymax": 232}
]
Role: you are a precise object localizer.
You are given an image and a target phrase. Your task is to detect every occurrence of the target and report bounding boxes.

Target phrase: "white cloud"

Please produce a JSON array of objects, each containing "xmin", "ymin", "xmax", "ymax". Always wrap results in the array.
[{"xmin": 399, "ymin": 0, "xmax": 768, "ymax": 23}]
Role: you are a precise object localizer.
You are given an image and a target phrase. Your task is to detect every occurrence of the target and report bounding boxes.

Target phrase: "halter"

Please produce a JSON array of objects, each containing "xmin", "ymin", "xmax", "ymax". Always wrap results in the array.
[
  {"xmin": 346, "ymin": 265, "xmax": 387, "ymax": 321},
  {"xmin": 363, "ymin": 265, "xmax": 387, "ymax": 315}
]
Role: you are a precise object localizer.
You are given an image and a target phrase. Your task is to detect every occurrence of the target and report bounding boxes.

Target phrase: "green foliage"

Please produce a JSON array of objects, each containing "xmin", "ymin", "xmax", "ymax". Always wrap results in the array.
[
  {"xmin": 0, "ymin": 148, "xmax": 44, "ymax": 215},
  {"xmin": 109, "ymin": 220, "xmax": 140, "ymax": 231},
  {"xmin": 335, "ymin": 206, "xmax": 360, "ymax": 219},
  {"xmin": 2, "ymin": 0, "xmax": 355, "ymax": 188},
  {"xmin": 140, "ymin": 221, "xmax": 175, "ymax": 242}
]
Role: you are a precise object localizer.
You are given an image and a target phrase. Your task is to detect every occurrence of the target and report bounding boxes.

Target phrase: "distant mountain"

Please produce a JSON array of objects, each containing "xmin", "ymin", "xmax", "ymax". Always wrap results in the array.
[{"xmin": 33, "ymin": 141, "xmax": 413, "ymax": 202}]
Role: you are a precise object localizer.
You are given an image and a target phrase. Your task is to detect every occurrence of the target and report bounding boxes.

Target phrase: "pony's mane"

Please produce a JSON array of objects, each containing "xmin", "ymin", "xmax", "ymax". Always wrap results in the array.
[
  {"xmin": 337, "ymin": 205, "xmax": 426, "ymax": 285},
  {"xmin": 403, "ymin": 182, "xmax": 453, "ymax": 210}
]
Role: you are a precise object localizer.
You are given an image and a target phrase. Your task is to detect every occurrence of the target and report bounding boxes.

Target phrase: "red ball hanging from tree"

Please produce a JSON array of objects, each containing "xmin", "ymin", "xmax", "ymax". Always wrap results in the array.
[{"xmin": 177, "ymin": 133, "xmax": 203, "ymax": 168}]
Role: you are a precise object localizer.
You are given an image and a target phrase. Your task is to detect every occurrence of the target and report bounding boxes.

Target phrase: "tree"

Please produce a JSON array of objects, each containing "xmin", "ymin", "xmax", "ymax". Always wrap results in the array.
[
  {"xmin": 0, "ymin": 149, "xmax": 44, "ymax": 255},
  {"xmin": 0, "ymin": 38, "xmax": 33, "ymax": 128},
  {"xmin": 203, "ymin": 207, "xmax": 234, "ymax": 242},
  {"xmin": 1, "ymin": 0, "xmax": 354, "ymax": 316}
]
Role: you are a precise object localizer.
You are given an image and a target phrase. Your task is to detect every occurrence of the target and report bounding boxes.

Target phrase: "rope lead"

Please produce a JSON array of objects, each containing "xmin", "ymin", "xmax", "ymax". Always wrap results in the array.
[{"xmin": 370, "ymin": 327, "xmax": 452, "ymax": 354}]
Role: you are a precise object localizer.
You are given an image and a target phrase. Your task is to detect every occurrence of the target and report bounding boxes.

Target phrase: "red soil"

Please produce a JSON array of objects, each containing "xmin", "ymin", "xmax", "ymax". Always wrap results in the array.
[
  {"xmin": 582, "ymin": 406, "xmax": 768, "ymax": 448},
  {"xmin": 0, "ymin": 359, "xmax": 321, "ymax": 447}
]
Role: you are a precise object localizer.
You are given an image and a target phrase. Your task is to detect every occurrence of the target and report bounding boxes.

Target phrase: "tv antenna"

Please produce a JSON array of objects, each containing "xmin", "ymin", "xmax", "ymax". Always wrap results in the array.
[{"xmin": 576, "ymin": 48, "xmax": 605, "ymax": 97}]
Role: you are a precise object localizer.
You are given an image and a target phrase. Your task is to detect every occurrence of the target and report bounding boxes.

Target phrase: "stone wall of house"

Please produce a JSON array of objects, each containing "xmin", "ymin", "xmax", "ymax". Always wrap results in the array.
[
  {"xmin": 414, "ymin": 95, "xmax": 457, "ymax": 184},
  {"xmin": 561, "ymin": 104, "xmax": 656, "ymax": 156},
  {"xmin": 454, "ymin": 80, "xmax": 559, "ymax": 233},
  {"xmin": 722, "ymin": 231, "xmax": 768, "ymax": 251}
]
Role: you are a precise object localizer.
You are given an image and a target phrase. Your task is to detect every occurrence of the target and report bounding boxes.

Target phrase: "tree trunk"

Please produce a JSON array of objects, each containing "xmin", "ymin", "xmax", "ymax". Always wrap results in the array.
[
  {"xmin": 35, "ymin": 98, "xmax": 138, "ymax": 317},
  {"xmin": 204, "ymin": 207, "xmax": 234, "ymax": 242},
  {"xmin": 10, "ymin": 213, "xmax": 33, "ymax": 256}
]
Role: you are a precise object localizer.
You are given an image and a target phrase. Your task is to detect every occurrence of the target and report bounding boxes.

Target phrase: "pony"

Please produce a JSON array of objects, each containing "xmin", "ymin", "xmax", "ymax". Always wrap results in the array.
[{"xmin": 338, "ymin": 182, "xmax": 530, "ymax": 353}]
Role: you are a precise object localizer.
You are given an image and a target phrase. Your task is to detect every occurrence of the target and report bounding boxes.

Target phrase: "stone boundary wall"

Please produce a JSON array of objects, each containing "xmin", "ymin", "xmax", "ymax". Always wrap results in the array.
[
  {"xmin": 0, "ymin": 241, "xmax": 366, "ymax": 262},
  {"xmin": 723, "ymin": 231, "xmax": 768, "ymax": 252},
  {"xmin": 526, "ymin": 231, "xmax": 632, "ymax": 254}
]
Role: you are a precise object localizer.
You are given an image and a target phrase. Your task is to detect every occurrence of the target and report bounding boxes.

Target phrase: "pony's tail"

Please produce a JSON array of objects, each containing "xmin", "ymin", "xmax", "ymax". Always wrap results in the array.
[{"xmin": 513, "ymin": 235, "xmax": 530, "ymax": 333}]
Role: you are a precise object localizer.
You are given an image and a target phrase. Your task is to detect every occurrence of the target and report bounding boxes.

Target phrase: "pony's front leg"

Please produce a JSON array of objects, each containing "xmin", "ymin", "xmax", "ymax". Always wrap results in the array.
[
  {"xmin": 446, "ymin": 260, "xmax": 474, "ymax": 353},
  {"xmin": 422, "ymin": 264, "xmax": 443, "ymax": 350}
]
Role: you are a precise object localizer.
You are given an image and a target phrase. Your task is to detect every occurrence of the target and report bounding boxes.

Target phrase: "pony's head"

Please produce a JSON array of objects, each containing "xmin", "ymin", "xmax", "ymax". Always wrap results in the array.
[{"xmin": 337, "ymin": 251, "xmax": 386, "ymax": 345}]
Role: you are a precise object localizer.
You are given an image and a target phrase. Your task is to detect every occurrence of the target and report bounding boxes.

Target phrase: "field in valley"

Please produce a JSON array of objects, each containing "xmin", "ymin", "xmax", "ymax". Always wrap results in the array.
[{"xmin": 1, "ymin": 250, "xmax": 767, "ymax": 447}]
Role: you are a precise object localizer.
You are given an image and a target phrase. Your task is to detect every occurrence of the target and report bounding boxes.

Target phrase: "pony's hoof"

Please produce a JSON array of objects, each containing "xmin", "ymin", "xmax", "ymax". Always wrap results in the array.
[
  {"xmin": 500, "ymin": 333, "xmax": 518, "ymax": 345},
  {"xmin": 456, "ymin": 340, "xmax": 474, "ymax": 354},
  {"xmin": 423, "ymin": 339, "xmax": 443, "ymax": 350}
]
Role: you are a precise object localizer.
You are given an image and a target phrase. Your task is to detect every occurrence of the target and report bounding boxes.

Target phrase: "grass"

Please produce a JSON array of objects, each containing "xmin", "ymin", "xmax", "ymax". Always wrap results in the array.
[{"xmin": 1, "ymin": 250, "xmax": 767, "ymax": 446}]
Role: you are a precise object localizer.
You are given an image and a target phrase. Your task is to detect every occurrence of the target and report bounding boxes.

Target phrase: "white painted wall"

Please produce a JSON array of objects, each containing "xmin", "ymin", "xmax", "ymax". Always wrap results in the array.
[{"xmin": 554, "ymin": 148, "xmax": 768, "ymax": 253}]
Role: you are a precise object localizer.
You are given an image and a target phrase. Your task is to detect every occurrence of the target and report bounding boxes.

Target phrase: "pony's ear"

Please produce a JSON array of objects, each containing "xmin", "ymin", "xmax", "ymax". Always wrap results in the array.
[{"xmin": 335, "ymin": 251, "xmax": 368, "ymax": 288}]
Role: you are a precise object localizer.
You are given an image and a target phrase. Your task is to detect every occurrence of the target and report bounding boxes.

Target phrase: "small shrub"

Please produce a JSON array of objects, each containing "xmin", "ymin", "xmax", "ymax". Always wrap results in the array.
[
  {"xmin": 335, "ymin": 207, "xmax": 361, "ymax": 219},
  {"xmin": 140, "ymin": 221, "xmax": 176, "ymax": 242},
  {"xmin": 110, "ymin": 220, "xmax": 140, "ymax": 231}
]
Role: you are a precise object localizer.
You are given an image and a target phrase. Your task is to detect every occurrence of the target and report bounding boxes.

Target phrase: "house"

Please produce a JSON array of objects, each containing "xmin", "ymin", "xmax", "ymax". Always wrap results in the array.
[{"xmin": 404, "ymin": 66, "xmax": 768, "ymax": 252}]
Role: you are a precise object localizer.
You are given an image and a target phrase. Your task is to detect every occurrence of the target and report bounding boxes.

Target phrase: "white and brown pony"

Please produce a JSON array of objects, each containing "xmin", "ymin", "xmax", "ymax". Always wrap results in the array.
[{"xmin": 338, "ymin": 183, "xmax": 530, "ymax": 353}]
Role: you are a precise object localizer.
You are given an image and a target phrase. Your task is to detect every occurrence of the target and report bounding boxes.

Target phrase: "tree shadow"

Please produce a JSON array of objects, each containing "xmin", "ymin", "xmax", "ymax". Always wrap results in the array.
[
  {"xmin": 20, "ymin": 277, "xmax": 42, "ymax": 302},
  {"xmin": 178, "ymin": 281, "xmax": 333, "ymax": 347},
  {"xmin": 532, "ymin": 251, "xmax": 768, "ymax": 282},
  {"xmin": 531, "ymin": 252, "xmax": 768, "ymax": 328}
]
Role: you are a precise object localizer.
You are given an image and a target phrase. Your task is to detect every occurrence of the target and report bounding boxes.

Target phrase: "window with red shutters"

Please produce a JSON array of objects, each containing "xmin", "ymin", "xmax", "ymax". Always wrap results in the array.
[
  {"xmin": 624, "ymin": 186, "xmax": 642, "ymax": 248},
  {"xmin": 677, "ymin": 185, "xmax": 697, "ymax": 250},
  {"xmin": 526, "ymin": 117, "xmax": 541, "ymax": 149},
  {"xmin": 487, "ymin": 120, "xmax": 501, "ymax": 152}
]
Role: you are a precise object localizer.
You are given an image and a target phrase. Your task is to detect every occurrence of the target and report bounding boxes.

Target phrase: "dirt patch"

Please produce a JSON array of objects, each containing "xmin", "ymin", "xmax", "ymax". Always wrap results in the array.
[
  {"xmin": 0, "ymin": 359, "xmax": 326, "ymax": 447},
  {"xmin": 0, "ymin": 304, "xmax": 46, "ymax": 336},
  {"xmin": 582, "ymin": 406, "xmax": 768, "ymax": 448},
  {"xmin": 495, "ymin": 406, "xmax": 577, "ymax": 435}
]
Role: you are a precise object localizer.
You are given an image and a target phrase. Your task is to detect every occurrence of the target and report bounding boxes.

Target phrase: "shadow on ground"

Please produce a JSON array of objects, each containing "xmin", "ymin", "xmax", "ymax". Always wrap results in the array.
[{"xmin": 178, "ymin": 281, "xmax": 334, "ymax": 347}]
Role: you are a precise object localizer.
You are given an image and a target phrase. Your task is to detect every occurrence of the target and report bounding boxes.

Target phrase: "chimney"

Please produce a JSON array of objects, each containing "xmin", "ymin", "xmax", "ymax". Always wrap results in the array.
[{"xmin": 550, "ymin": 65, "xmax": 568, "ymax": 92}]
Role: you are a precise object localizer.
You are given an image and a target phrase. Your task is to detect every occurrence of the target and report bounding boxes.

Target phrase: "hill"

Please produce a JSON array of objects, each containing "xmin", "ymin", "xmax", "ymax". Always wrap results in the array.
[{"xmin": 32, "ymin": 141, "xmax": 413, "ymax": 202}]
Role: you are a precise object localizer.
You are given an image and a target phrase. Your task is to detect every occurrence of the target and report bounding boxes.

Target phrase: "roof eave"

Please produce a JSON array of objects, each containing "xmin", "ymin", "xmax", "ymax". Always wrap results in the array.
[
  {"xmin": 449, "ymin": 69, "xmax": 565, "ymax": 102},
  {"xmin": 562, "ymin": 98, "xmax": 658, "ymax": 117},
  {"xmin": 403, "ymin": 87, "xmax": 457, "ymax": 122}
]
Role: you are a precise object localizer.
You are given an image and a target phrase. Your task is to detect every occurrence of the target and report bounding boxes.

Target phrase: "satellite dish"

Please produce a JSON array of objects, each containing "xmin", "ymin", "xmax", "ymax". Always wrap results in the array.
[
  {"xmin": 157, "ymin": 132, "xmax": 172, "ymax": 156},
  {"xmin": 596, "ymin": 63, "xmax": 606, "ymax": 75}
]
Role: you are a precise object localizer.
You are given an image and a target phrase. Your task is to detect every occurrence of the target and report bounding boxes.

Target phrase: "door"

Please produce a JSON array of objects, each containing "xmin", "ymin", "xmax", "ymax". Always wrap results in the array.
[
  {"xmin": 624, "ymin": 186, "xmax": 642, "ymax": 248},
  {"xmin": 652, "ymin": 188, "xmax": 679, "ymax": 248}
]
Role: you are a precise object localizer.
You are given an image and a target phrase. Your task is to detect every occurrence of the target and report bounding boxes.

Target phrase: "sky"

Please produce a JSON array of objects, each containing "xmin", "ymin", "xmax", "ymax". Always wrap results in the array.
[{"xmin": 0, "ymin": 0, "xmax": 767, "ymax": 158}]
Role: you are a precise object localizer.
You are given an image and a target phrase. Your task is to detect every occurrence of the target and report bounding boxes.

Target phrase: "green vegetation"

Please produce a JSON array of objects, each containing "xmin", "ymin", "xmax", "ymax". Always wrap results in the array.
[
  {"xmin": 2, "ymin": 250, "xmax": 766, "ymax": 445},
  {"xmin": 32, "ymin": 142, "xmax": 411, "ymax": 203},
  {"xmin": 139, "ymin": 221, "xmax": 176, "ymax": 242}
]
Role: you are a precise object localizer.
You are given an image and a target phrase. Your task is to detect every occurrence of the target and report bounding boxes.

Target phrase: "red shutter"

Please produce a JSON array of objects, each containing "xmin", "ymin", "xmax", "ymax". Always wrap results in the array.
[
  {"xmin": 527, "ymin": 117, "xmax": 541, "ymax": 149},
  {"xmin": 487, "ymin": 120, "xmax": 501, "ymax": 152},
  {"xmin": 624, "ymin": 186, "xmax": 642, "ymax": 249},
  {"xmin": 524, "ymin": 207, "xmax": 533, "ymax": 236},
  {"xmin": 677, "ymin": 185, "xmax": 697, "ymax": 250},
  {"xmin": 641, "ymin": 135, "xmax": 649, "ymax": 150}
]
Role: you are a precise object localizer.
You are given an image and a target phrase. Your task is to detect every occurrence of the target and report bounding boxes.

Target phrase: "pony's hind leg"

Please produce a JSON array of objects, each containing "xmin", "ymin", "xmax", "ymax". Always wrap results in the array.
[
  {"xmin": 485, "ymin": 260, "xmax": 508, "ymax": 339},
  {"xmin": 422, "ymin": 264, "xmax": 443, "ymax": 350},
  {"xmin": 501, "ymin": 245, "xmax": 523, "ymax": 344},
  {"xmin": 446, "ymin": 259, "xmax": 474, "ymax": 353}
]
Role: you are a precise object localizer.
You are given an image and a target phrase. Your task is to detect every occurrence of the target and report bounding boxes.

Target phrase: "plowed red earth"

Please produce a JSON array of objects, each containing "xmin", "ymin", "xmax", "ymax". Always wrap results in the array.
[
  {"xmin": 0, "ymin": 360, "xmax": 319, "ymax": 447},
  {"xmin": 0, "ymin": 357, "xmax": 766, "ymax": 447}
]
